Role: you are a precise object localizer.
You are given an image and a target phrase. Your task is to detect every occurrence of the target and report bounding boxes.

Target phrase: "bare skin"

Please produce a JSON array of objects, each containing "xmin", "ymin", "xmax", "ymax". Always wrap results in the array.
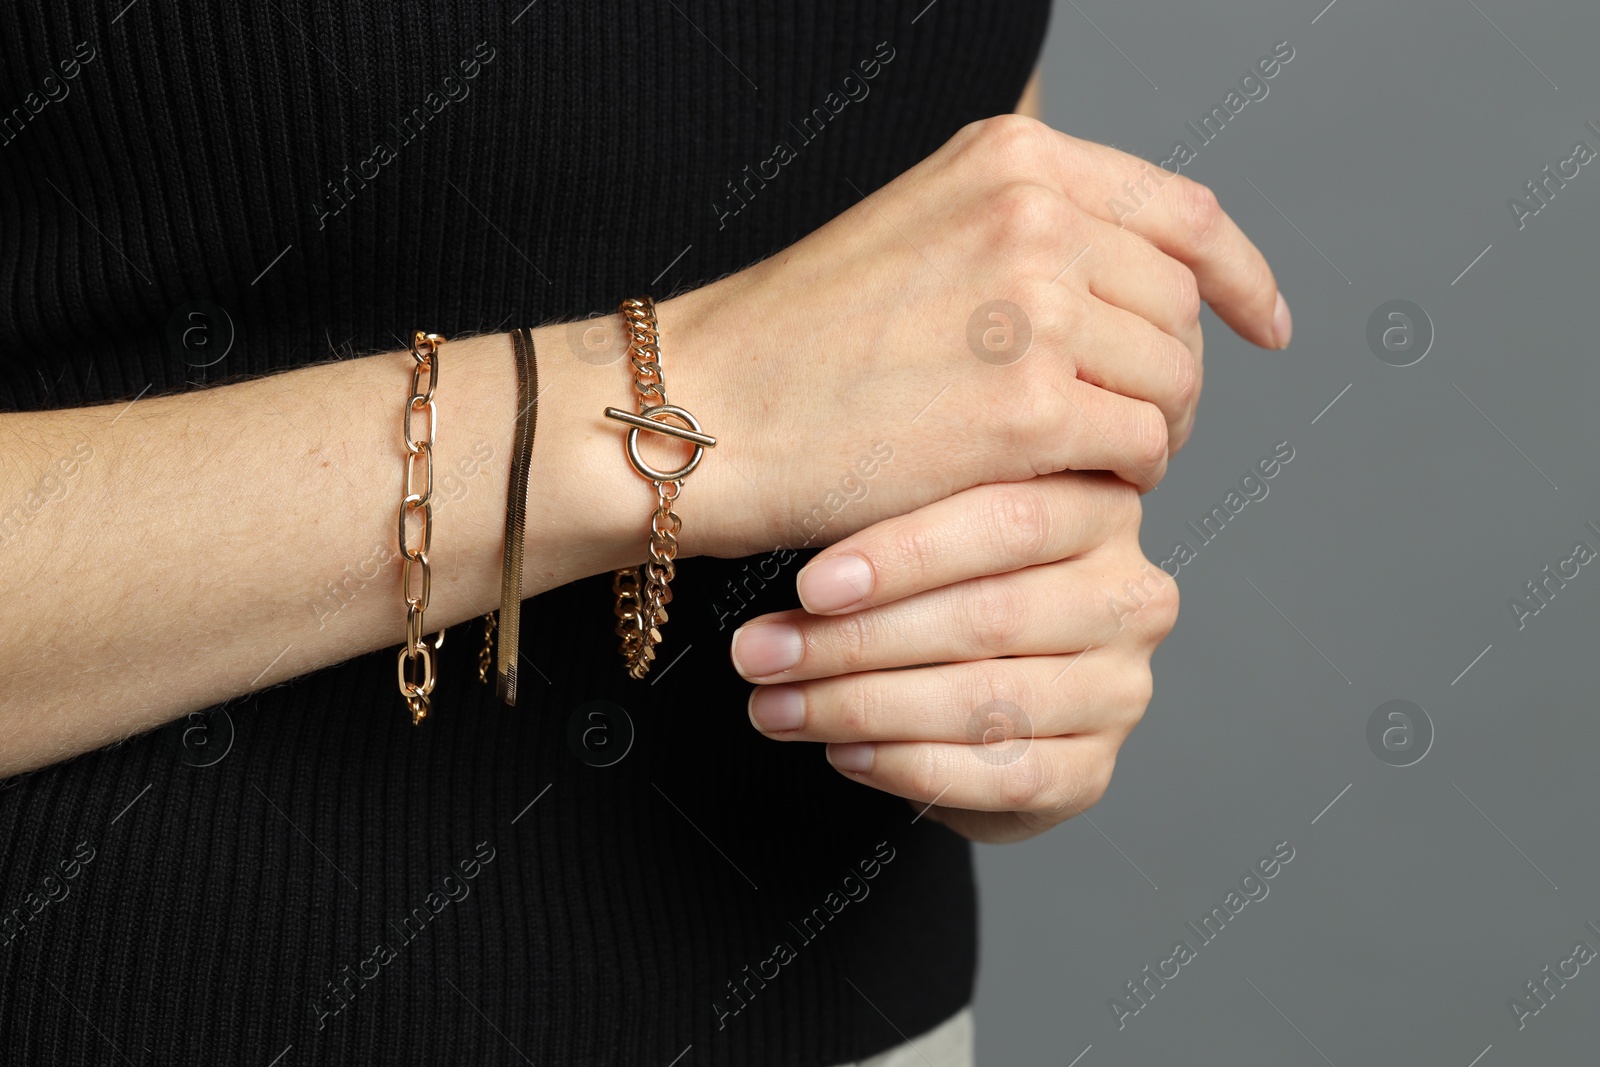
[{"xmin": 2, "ymin": 111, "xmax": 1288, "ymax": 805}]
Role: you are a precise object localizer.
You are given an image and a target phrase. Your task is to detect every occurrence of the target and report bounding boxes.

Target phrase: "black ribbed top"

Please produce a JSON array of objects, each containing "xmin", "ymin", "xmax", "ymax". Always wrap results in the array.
[{"xmin": 0, "ymin": 2, "xmax": 1048, "ymax": 1063}]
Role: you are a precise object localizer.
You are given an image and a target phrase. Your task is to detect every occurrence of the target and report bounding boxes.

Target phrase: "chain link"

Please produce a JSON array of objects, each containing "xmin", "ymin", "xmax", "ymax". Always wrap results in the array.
[
  {"xmin": 397, "ymin": 330, "xmax": 447, "ymax": 724},
  {"xmin": 478, "ymin": 611, "xmax": 496, "ymax": 684},
  {"xmin": 620, "ymin": 296, "xmax": 667, "ymax": 408},
  {"xmin": 610, "ymin": 298, "xmax": 693, "ymax": 679}
]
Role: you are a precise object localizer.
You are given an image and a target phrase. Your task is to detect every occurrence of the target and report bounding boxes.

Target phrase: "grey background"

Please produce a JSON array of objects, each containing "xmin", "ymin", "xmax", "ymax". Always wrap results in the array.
[{"xmin": 975, "ymin": 1, "xmax": 1600, "ymax": 1064}]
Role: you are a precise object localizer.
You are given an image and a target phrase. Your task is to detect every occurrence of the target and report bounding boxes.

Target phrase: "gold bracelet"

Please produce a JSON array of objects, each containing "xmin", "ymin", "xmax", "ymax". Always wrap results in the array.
[
  {"xmin": 398, "ymin": 330, "xmax": 448, "ymax": 725},
  {"xmin": 603, "ymin": 296, "xmax": 717, "ymax": 679},
  {"xmin": 479, "ymin": 326, "xmax": 539, "ymax": 704}
]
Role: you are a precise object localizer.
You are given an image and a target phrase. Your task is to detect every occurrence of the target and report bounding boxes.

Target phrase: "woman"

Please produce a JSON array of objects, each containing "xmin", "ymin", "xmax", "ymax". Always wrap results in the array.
[{"xmin": 0, "ymin": 2, "xmax": 1286, "ymax": 1063}]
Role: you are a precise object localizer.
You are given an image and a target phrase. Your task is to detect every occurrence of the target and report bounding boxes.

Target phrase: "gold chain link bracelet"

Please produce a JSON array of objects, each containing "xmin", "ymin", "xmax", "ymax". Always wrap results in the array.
[
  {"xmin": 602, "ymin": 296, "xmax": 717, "ymax": 679},
  {"xmin": 397, "ymin": 330, "xmax": 448, "ymax": 724}
]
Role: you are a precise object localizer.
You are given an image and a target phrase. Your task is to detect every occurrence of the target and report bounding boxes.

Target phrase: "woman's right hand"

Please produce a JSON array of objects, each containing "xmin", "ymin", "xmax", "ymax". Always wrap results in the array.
[{"xmin": 644, "ymin": 114, "xmax": 1290, "ymax": 562}]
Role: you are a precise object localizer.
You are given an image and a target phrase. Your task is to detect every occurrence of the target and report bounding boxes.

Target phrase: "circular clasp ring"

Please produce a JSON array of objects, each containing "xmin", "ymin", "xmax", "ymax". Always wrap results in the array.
[{"xmin": 622, "ymin": 404, "xmax": 710, "ymax": 483}]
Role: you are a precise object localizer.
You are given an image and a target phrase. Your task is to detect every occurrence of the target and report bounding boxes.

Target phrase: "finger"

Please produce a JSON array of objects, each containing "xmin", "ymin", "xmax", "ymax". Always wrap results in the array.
[
  {"xmin": 795, "ymin": 472, "xmax": 1135, "ymax": 615},
  {"xmin": 825, "ymin": 735, "xmax": 1118, "ymax": 817},
  {"xmin": 747, "ymin": 647, "xmax": 1148, "ymax": 744},
  {"xmin": 731, "ymin": 553, "xmax": 1176, "ymax": 683},
  {"xmin": 1063, "ymin": 291, "xmax": 1200, "ymax": 440},
  {"xmin": 1063, "ymin": 212, "xmax": 1205, "ymax": 353},
  {"xmin": 1168, "ymin": 376, "xmax": 1203, "ymax": 456},
  {"xmin": 1045, "ymin": 131, "xmax": 1288, "ymax": 350},
  {"xmin": 1044, "ymin": 377, "xmax": 1170, "ymax": 493},
  {"xmin": 1052, "ymin": 216, "xmax": 1206, "ymax": 453}
]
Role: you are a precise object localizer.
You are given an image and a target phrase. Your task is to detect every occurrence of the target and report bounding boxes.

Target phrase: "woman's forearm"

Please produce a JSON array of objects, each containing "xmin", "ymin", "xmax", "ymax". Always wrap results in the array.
[
  {"xmin": 2, "ymin": 112, "xmax": 1287, "ymax": 780},
  {"xmin": 0, "ymin": 327, "xmax": 643, "ymax": 777}
]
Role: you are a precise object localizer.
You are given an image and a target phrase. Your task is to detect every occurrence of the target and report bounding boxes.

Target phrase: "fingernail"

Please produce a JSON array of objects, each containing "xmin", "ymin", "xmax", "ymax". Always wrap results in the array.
[
  {"xmin": 730, "ymin": 622, "xmax": 803, "ymax": 677},
  {"xmin": 797, "ymin": 553, "xmax": 874, "ymax": 614},
  {"xmin": 1273, "ymin": 291, "xmax": 1293, "ymax": 349},
  {"xmin": 828, "ymin": 742, "xmax": 875, "ymax": 773},
  {"xmin": 749, "ymin": 686, "xmax": 805, "ymax": 732}
]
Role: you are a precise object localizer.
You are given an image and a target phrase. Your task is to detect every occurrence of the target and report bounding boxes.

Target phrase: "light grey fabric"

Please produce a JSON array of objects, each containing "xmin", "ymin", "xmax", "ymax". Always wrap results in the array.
[{"xmin": 829, "ymin": 1007, "xmax": 973, "ymax": 1067}]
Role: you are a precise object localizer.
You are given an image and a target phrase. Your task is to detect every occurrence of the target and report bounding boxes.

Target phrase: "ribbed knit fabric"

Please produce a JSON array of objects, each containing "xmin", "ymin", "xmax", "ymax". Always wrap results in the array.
[{"xmin": 0, "ymin": 2, "xmax": 1048, "ymax": 1063}]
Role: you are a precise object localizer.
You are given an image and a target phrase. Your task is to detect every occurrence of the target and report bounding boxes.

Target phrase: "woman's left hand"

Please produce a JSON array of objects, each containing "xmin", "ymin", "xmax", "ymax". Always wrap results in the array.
[{"xmin": 729, "ymin": 471, "xmax": 1177, "ymax": 844}]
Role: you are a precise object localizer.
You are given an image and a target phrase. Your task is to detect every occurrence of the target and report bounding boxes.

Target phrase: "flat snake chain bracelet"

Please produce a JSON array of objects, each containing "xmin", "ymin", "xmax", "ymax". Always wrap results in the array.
[
  {"xmin": 602, "ymin": 296, "xmax": 718, "ymax": 679},
  {"xmin": 479, "ymin": 326, "xmax": 539, "ymax": 705}
]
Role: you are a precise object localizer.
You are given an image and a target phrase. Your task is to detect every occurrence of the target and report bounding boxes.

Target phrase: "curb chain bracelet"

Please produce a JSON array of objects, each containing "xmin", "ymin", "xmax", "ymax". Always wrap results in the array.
[{"xmin": 602, "ymin": 296, "xmax": 717, "ymax": 679}]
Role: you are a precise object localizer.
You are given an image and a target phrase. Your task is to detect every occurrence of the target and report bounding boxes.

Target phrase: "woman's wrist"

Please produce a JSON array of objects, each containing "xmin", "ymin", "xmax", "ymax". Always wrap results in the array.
[
  {"xmin": 498, "ymin": 285, "xmax": 766, "ymax": 602},
  {"xmin": 652, "ymin": 279, "xmax": 777, "ymax": 559},
  {"xmin": 509, "ymin": 321, "xmax": 655, "ymax": 598}
]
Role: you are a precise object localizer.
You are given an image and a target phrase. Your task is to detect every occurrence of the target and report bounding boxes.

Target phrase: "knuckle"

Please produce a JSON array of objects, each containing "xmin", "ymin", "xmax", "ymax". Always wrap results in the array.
[
  {"xmin": 1107, "ymin": 558, "xmax": 1175, "ymax": 640},
  {"xmin": 907, "ymin": 743, "xmax": 946, "ymax": 803},
  {"xmin": 1170, "ymin": 412, "xmax": 1197, "ymax": 456},
  {"xmin": 988, "ymin": 182, "xmax": 1066, "ymax": 245},
  {"xmin": 998, "ymin": 386, "xmax": 1056, "ymax": 477},
  {"xmin": 983, "ymin": 481, "xmax": 1053, "ymax": 565},
  {"xmin": 1083, "ymin": 753, "xmax": 1118, "ymax": 809},
  {"xmin": 1030, "ymin": 285, "xmax": 1086, "ymax": 351},
  {"xmin": 1100, "ymin": 476, "xmax": 1143, "ymax": 534},
  {"xmin": 997, "ymin": 753, "xmax": 1048, "ymax": 811},
  {"xmin": 1130, "ymin": 401, "xmax": 1170, "ymax": 471},
  {"xmin": 1171, "ymin": 176, "xmax": 1222, "ymax": 251},
  {"xmin": 829, "ymin": 609, "xmax": 877, "ymax": 672},
  {"xmin": 838, "ymin": 677, "xmax": 880, "ymax": 738},
  {"xmin": 951, "ymin": 116, "xmax": 990, "ymax": 149},
  {"xmin": 1137, "ymin": 570, "xmax": 1181, "ymax": 636},
  {"xmin": 1171, "ymin": 264, "xmax": 1203, "ymax": 325},
  {"xmin": 961, "ymin": 575, "xmax": 1030, "ymax": 656},
  {"xmin": 974, "ymin": 112, "xmax": 1052, "ymax": 165},
  {"xmin": 881, "ymin": 517, "xmax": 945, "ymax": 589},
  {"xmin": 1168, "ymin": 336, "xmax": 1201, "ymax": 415},
  {"xmin": 1126, "ymin": 664, "xmax": 1155, "ymax": 721},
  {"xmin": 1056, "ymin": 750, "xmax": 1117, "ymax": 814},
  {"xmin": 966, "ymin": 659, "xmax": 1033, "ymax": 721}
]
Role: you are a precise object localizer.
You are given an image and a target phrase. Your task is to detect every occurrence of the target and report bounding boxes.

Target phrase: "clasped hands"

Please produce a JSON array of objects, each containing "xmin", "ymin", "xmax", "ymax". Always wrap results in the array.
[{"xmin": 716, "ymin": 116, "xmax": 1288, "ymax": 843}]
